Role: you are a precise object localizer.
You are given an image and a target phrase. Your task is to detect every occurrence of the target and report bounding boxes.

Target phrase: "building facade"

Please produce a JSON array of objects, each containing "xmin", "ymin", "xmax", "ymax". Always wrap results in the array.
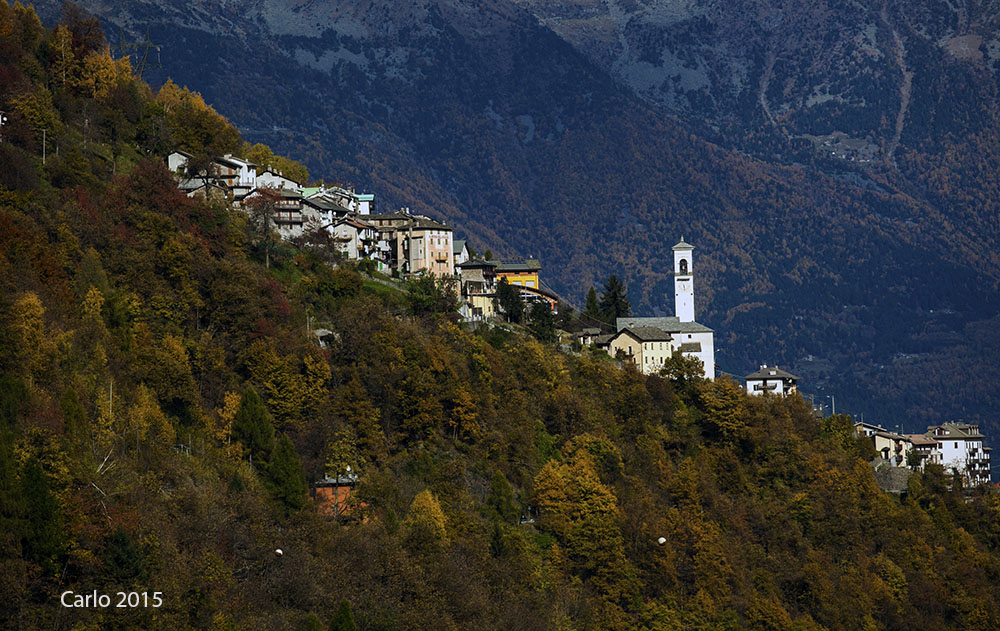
[
  {"xmin": 608, "ymin": 328, "xmax": 675, "ymax": 373},
  {"xmin": 745, "ymin": 365, "xmax": 799, "ymax": 396}
]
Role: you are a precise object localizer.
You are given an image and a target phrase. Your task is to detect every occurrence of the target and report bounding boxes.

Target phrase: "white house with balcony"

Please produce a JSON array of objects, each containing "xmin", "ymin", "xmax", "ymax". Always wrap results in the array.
[
  {"xmin": 745, "ymin": 365, "xmax": 799, "ymax": 396},
  {"xmin": 926, "ymin": 422, "xmax": 992, "ymax": 485}
]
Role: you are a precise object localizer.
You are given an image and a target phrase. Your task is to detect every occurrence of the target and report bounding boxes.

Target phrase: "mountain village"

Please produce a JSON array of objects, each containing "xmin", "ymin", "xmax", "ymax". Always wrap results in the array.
[{"xmin": 166, "ymin": 150, "xmax": 993, "ymax": 488}]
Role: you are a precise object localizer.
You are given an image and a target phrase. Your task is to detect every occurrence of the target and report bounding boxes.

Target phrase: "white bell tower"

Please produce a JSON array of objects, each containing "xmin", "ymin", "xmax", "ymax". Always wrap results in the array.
[{"xmin": 673, "ymin": 237, "xmax": 695, "ymax": 323}]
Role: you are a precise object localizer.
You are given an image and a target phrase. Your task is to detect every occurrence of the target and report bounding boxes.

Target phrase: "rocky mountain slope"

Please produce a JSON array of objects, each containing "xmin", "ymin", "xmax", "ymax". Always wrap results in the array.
[
  {"xmin": 27, "ymin": 0, "xmax": 1000, "ymax": 434},
  {"xmin": 516, "ymin": 0, "xmax": 1000, "ymax": 152}
]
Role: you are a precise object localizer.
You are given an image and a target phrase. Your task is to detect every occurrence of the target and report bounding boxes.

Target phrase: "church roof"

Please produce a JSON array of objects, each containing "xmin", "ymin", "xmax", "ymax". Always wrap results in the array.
[
  {"xmin": 616, "ymin": 316, "xmax": 712, "ymax": 333},
  {"xmin": 672, "ymin": 237, "xmax": 694, "ymax": 251},
  {"xmin": 745, "ymin": 365, "xmax": 799, "ymax": 380}
]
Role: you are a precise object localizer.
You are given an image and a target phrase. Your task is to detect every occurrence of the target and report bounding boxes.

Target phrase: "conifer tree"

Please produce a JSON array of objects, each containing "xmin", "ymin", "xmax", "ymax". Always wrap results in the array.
[
  {"xmin": 598, "ymin": 275, "xmax": 631, "ymax": 325},
  {"xmin": 495, "ymin": 277, "xmax": 523, "ymax": 323},
  {"xmin": 266, "ymin": 434, "xmax": 308, "ymax": 511},
  {"xmin": 297, "ymin": 613, "xmax": 323, "ymax": 631},
  {"xmin": 232, "ymin": 388, "xmax": 274, "ymax": 465},
  {"xmin": 487, "ymin": 471, "xmax": 519, "ymax": 523},
  {"xmin": 584, "ymin": 286, "xmax": 600, "ymax": 321},
  {"xmin": 529, "ymin": 301, "xmax": 556, "ymax": 343},
  {"xmin": 20, "ymin": 458, "xmax": 63, "ymax": 568},
  {"xmin": 329, "ymin": 600, "xmax": 357, "ymax": 631}
]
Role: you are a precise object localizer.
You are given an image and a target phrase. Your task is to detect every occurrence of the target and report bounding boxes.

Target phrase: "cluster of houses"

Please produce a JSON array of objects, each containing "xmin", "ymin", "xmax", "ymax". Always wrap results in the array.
[
  {"xmin": 855, "ymin": 421, "xmax": 992, "ymax": 486},
  {"xmin": 168, "ymin": 151, "xmax": 994, "ymax": 489},
  {"xmin": 166, "ymin": 150, "xmax": 561, "ymax": 318}
]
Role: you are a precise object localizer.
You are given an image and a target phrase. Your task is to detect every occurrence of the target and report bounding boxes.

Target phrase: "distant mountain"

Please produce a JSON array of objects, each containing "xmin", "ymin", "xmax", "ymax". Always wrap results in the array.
[{"xmin": 30, "ymin": 0, "xmax": 1000, "ymax": 434}]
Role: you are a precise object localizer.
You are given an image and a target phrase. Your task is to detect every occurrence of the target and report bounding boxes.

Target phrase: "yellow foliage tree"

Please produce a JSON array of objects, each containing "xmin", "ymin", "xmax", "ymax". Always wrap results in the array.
[
  {"xmin": 75, "ymin": 47, "xmax": 130, "ymax": 99},
  {"xmin": 124, "ymin": 384, "xmax": 176, "ymax": 447},
  {"xmin": 244, "ymin": 340, "xmax": 305, "ymax": 428},
  {"xmin": 11, "ymin": 88, "xmax": 62, "ymax": 137},
  {"xmin": 533, "ymin": 445, "xmax": 636, "ymax": 603},
  {"xmin": 49, "ymin": 25, "xmax": 77, "ymax": 87},
  {"xmin": 9, "ymin": 291, "xmax": 56, "ymax": 379},
  {"xmin": 81, "ymin": 286, "xmax": 104, "ymax": 322},
  {"xmin": 241, "ymin": 142, "xmax": 309, "ymax": 186},
  {"xmin": 402, "ymin": 489, "xmax": 449, "ymax": 551}
]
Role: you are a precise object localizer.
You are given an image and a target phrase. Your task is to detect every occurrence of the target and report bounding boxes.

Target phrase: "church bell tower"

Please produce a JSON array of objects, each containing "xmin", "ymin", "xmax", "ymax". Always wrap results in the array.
[{"xmin": 673, "ymin": 237, "xmax": 695, "ymax": 323}]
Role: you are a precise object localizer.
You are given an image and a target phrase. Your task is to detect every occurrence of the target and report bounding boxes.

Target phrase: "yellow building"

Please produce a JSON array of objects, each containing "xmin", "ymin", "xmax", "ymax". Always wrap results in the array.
[
  {"xmin": 496, "ymin": 259, "xmax": 542, "ymax": 289},
  {"xmin": 608, "ymin": 327, "xmax": 675, "ymax": 374}
]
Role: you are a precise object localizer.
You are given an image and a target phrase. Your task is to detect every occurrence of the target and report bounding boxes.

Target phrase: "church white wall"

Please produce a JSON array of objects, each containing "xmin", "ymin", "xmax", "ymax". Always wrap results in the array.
[{"xmin": 674, "ymin": 331, "xmax": 713, "ymax": 380}]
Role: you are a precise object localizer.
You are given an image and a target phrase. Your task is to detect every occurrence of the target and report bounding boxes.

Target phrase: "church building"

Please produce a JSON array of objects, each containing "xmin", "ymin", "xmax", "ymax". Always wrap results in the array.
[{"xmin": 615, "ymin": 238, "xmax": 716, "ymax": 379}]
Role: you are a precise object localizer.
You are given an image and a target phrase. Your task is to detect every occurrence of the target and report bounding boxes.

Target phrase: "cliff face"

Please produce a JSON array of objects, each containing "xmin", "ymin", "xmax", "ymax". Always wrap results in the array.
[{"xmin": 27, "ymin": 0, "xmax": 1000, "ymax": 429}]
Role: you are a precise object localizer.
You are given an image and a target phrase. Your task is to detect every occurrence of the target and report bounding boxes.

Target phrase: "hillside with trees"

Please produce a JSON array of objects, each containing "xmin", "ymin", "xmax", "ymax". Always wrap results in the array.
[
  {"xmin": 3, "ymin": 5, "xmax": 1000, "ymax": 631},
  {"xmin": 22, "ymin": 0, "xmax": 1000, "ymax": 434}
]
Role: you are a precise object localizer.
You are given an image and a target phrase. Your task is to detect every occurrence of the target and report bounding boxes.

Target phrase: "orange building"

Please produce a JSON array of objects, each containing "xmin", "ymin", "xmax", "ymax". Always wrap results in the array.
[{"xmin": 311, "ymin": 473, "xmax": 360, "ymax": 518}]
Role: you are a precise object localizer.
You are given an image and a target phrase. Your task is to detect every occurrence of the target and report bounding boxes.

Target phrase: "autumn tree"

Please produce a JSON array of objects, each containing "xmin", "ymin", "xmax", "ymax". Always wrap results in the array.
[
  {"xmin": 245, "ymin": 186, "xmax": 281, "ymax": 268},
  {"xmin": 156, "ymin": 79, "xmax": 241, "ymax": 156},
  {"xmin": 242, "ymin": 142, "xmax": 309, "ymax": 186},
  {"xmin": 402, "ymin": 489, "xmax": 448, "ymax": 552},
  {"xmin": 406, "ymin": 274, "xmax": 457, "ymax": 316},
  {"xmin": 700, "ymin": 376, "xmax": 749, "ymax": 443},
  {"xmin": 533, "ymin": 444, "xmax": 636, "ymax": 603}
]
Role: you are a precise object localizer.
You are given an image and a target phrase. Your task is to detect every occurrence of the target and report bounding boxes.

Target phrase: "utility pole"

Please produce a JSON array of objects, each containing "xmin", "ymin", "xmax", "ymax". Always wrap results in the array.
[
  {"xmin": 117, "ymin": 26, "xmax": 162, "ymax": 79},
  {"xmin": 42, "ymin": 128, "xmax": 46, "ymax": 164}
]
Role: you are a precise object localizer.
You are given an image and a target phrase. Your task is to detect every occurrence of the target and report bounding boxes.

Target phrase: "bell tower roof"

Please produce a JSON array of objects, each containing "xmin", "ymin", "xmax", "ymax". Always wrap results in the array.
[{"xmin": 672, "ymin": 237, "xmax": 694, "ymax": 251}]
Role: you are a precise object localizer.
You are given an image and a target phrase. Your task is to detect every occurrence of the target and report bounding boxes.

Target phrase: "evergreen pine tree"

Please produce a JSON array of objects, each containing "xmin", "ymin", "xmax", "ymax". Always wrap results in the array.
[
  {"xmin": 329, "ymin": 599, "xmax": 357, "ymax": 631},
  {"xmin": 598, "ymin": 275, "xmax": 631, "ymax": 325},
  {"xmin": 297, "ymin": 613, "xmax": 323, "ymax": 631},
  {"xmin": 584, "ymin": 286, "xmax": 600, "ymax": 321},
  {"xmin": 232, "ymin": 388, "xmax": 274, "ymax": 465},
  {"xmin": 266, "ymin": 434, "xmax": 308, "ymax": 510},
  {"xmin": 495, "ymin": 277, "xmax": 523, "ymax": 323},
  {"xmin": 20, "ymin": 458, "xmax": 63, "ymax": 568},
  {"xmin": 486, "ymin": 471, "xmax": 519, "ymax": 523},
  {"xmin": 529, "ymin": 301, "xmax": 556, "ymax": 343}
]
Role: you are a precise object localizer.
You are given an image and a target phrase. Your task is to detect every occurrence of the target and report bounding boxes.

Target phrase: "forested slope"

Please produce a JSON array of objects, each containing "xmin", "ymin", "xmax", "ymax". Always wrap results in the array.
[
  {"xmin": 2, "ymin": 5, "xmax": 1000, "ymax": 631},
  {"xmin": 22, "ymin": 0, "xmax": 1000, "ymax": 432}
]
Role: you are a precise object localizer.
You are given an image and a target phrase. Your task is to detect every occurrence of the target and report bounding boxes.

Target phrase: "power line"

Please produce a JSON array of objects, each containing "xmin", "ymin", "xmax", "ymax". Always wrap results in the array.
[{"xmin": 116, "ymin": 26, "xmax": 162, "ymax": 79}]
